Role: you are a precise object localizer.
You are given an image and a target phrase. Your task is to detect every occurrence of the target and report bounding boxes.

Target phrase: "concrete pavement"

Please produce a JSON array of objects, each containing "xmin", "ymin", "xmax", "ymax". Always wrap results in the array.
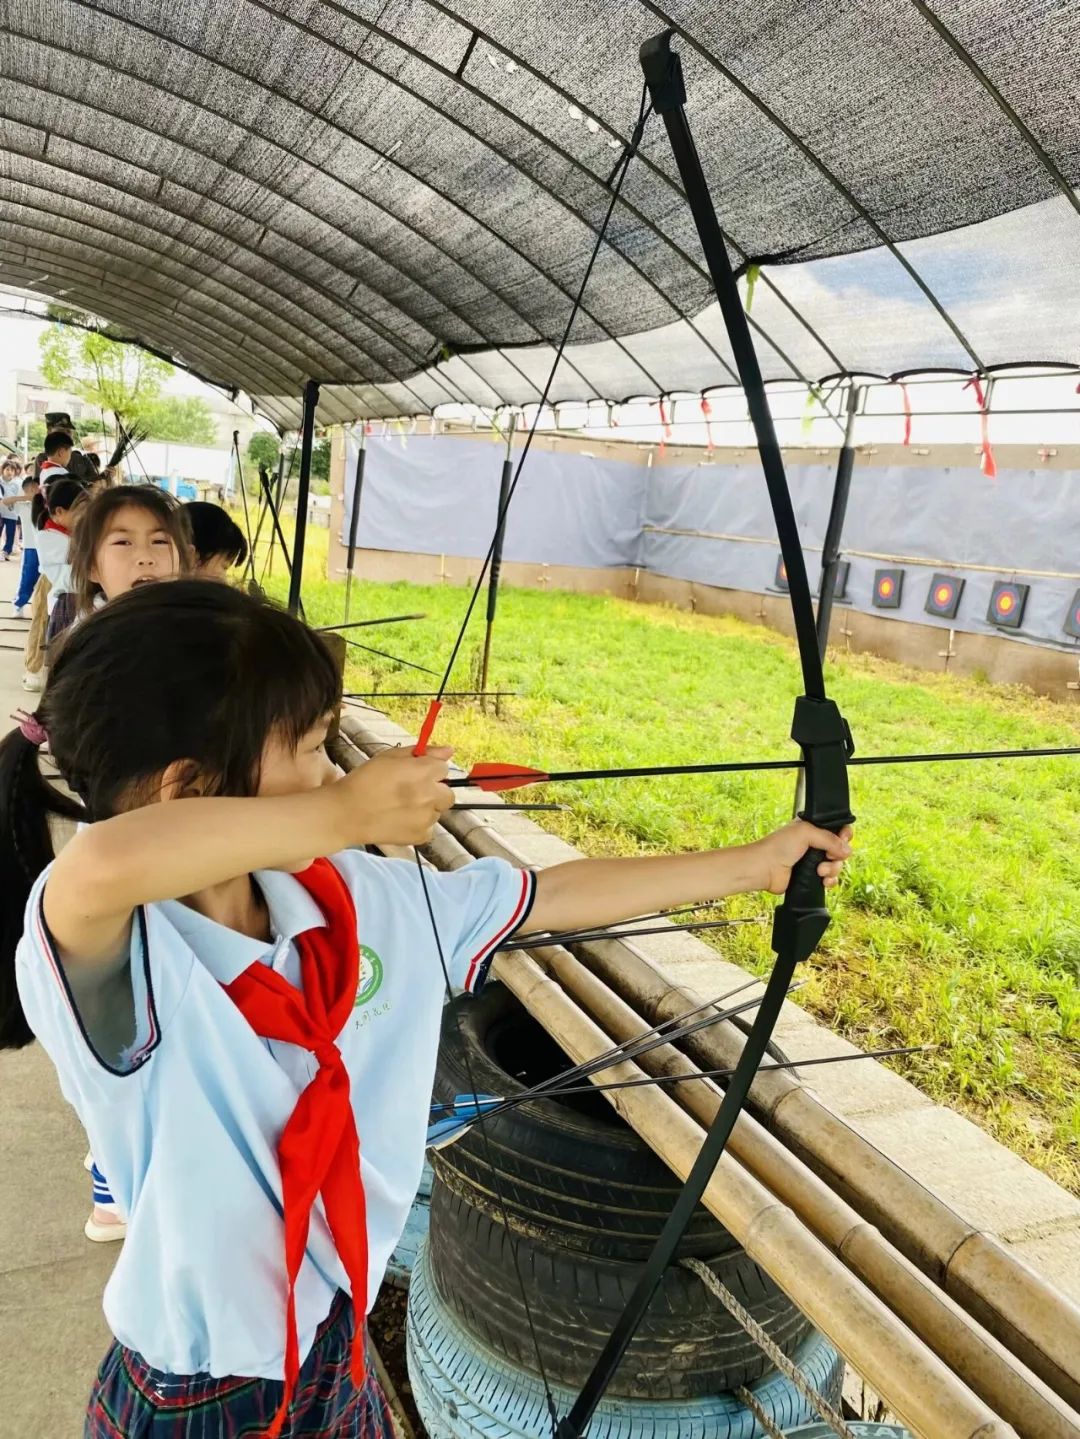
[{"xmin": 0, "ymin": 557, "xmax": 115, "ymax": 1439}]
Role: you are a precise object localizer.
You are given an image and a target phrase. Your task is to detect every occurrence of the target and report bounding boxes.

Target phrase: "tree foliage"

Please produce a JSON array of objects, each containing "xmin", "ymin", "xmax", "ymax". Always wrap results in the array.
[
  {"xmin": 38, "ymin": 308, "xmax": 215, "ymax": 447},
  {"xmin": 40, "ymin": 317, "xmax": 172, "ymax": 420},
  {"xmin": 139, "ymin": 396, "xmax": 217, "ymax": 446},
  {"xmin": 247, "ymin": 430, "xmax": 281, "ymax": 471}
]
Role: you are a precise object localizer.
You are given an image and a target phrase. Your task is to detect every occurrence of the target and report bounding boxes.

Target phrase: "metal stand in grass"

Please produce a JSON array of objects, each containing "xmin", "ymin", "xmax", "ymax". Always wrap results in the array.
[
  {"xmin": 230, "ymin": 430, "xmax": 262, "ymax": 594},
  {"xmin": 477, "ymin": 414, "xmax": 517, "ymax": 716}
]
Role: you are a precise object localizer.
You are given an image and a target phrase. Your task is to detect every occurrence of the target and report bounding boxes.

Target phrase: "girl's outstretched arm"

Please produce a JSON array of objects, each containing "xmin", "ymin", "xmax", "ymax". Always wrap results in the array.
[
  {"xmin": 45, "ymin": 747, "xmax": 454, "ymax": 969},
  {"xmin": 519, "ymin": 820, "xmax": 853, "ymax": 938}
]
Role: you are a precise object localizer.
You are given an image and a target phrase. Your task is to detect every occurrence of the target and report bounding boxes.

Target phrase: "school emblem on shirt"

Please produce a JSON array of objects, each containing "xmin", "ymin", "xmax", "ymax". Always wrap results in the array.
[{"xmin": 354, "ymin": 945, "xmax": 384, "ymax": 1006}]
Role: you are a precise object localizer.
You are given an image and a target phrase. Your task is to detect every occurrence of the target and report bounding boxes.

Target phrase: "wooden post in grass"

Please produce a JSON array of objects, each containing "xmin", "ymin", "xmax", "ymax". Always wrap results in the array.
[{"xmin": 479, "ymin": 413, "xmax": 516, "ymax": 699}]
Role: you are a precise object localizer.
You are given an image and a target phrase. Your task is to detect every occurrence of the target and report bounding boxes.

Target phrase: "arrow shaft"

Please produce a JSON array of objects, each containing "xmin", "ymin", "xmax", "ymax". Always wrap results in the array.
[{"xmin": 451, "ymin": 744, "xmax": 1080, "ymax": 792}]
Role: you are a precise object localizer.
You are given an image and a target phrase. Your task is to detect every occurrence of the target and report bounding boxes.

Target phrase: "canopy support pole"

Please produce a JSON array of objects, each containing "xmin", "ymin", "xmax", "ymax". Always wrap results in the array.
[
  {"xmin": 288, "ymin": 379, "xmax": 319, "ymax": 616},
  {"xmin": 343, "ymin": 427, "xmax": 367, "ymax": 624},
  {"xmin": 479, "ymin": 414, "xmax": 517, "ymax": 697}
]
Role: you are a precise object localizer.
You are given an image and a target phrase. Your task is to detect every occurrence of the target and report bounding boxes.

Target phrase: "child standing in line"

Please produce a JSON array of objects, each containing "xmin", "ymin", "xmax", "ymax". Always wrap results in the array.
[
  {"xmin": 1, "ymin": 476, "xmax": 42, "ymax": 617},
  {"xmin": 0, "ymin": 582, "xmax": 850, "ymax": 1439},
  {"xmin": 33, "ymin": 476, "xmax": 90, "ymax": 655},
  {"xmin": 184, "ymin": 500, "xmax": 249, "ymax": 580},
  {"xmin": 65, "ymin": 484, "xmax": 193, "ymax": 1240},
  {"xmin": 0, "ymin": 456, "xmax": 22, "ymax": 561}
]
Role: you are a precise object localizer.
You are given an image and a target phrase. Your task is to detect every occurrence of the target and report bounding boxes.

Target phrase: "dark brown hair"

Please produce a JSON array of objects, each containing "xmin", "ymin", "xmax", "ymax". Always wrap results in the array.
[
  {"xmin": 70, "ymin": 484, "xmax": 194, "ymax": 613},
  {"xmin": 0, "ymin": 581, "xmax": 339, "ymax": 1048}
]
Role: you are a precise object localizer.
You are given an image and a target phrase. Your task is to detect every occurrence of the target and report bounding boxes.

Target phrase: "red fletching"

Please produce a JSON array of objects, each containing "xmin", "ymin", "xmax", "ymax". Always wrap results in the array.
[
  {"xmin": 413, "ymin": 699, "xmax": 443, "ymax": 756},
  {"xmin": 466, "ymin": 762, "xmax": 551, "ymax": 793}
]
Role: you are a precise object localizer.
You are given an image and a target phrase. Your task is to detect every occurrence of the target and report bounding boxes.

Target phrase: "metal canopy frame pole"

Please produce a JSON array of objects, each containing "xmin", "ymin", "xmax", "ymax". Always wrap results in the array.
[
  {"xmin": 343, "ymin": 426, "xmax": 367, "ymax": 624},
  {"xmin": 288, "ymin": 379, "xmax": 320, "ymax": 616},
  {"xmin": 478, "ymin": 413, "xmax": 517, "ymax": 696}
]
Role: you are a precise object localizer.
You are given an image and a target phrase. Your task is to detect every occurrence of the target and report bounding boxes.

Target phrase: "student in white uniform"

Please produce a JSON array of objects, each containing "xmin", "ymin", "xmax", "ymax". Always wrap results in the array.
[
  {"xmin": 0, "ymin": 581, "xmax": 850, "ymax": 1439},
  {"xmin": 0, "ymin": 475, "xmax": 42, "ymax": 616},
  {"xmin": 33, "ymin": 475, "xmax": 90, "ymax": 653}
]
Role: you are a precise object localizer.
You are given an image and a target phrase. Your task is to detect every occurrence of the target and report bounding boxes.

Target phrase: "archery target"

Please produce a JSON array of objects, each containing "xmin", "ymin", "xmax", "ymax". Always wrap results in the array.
[
  {"xmin": 924, "ymin": 573, "xmax": 964, "ymax": 619},
  {"xmin": 987, "ymin": 581, "xmax": 1028, "ymax": 629},
  {"xmin": 815, "ymin": 561, "xmax": 849, "ymax": 600},
  {"xmin": 1063, "ymin": 590, "xmax": 1080, "ymax": 640},
  {"xmin": 872, "ymin": 568, "xmax": 903, "ymax": 609},
  {"xmin": 774, "ymin": 555, "xmax": 789, "ymax": 591}
]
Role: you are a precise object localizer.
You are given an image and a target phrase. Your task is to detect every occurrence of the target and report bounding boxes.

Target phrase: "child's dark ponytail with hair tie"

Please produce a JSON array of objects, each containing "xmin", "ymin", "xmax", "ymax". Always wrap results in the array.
[{"xmin": 0, "ymin": 718, "xmax": 86, "ymax": 1048}]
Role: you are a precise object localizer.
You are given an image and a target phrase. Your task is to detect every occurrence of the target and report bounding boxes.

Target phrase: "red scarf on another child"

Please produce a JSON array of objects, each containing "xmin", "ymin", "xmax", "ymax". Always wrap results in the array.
[{"xmin": 223, "ymin": 859, "xmax": 368, "ymax": 1438}]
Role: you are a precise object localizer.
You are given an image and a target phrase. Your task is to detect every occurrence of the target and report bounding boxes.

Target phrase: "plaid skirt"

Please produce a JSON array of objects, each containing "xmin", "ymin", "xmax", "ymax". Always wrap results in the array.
[
  {"xmin": 45, "ymin": 589, "xmax": 79, "ymax": 650},
  {"xmin": 85, "ymin": 1292, "xmax": 393, "ymax": 1439}
]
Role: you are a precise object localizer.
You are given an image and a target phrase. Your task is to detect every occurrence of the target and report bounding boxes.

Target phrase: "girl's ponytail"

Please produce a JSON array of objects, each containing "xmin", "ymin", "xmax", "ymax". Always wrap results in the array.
[{"xmin": 0, "ymin": 726, "xmax": 85, "ymax": 1048}]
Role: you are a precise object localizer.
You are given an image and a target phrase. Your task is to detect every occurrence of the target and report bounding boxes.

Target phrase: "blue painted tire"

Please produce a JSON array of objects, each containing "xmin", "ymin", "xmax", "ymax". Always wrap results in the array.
[
  {"xmin": 407, "ymin": 1238, "xmax": 844, "ymax": 1439},
  {"xmin": 785, "ymin": 1428, "xmax": 912, "ymax": 1437},
  {"xmin": 385, "ymin": 1163, "xmax": 433, "ymax": 1289},
  {"xmin": 786, "ymin": 1428, "xmax": 912, "ymax": 1437}
]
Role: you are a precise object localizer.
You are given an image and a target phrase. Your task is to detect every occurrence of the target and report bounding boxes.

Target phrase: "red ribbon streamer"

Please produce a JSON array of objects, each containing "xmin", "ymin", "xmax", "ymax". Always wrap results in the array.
[
  {"xmin": 899, "ymin": 383, "xmax": 912, "ymax": 447},
  {"xmin": 700, "ymin": 395, "xmax": 715, "ymax": 454},
  {"xmin": 658, "ymin": 397, "xmax": 672, "ymax": 458},
  {"xmin": 964, "ymin": 376, "xmax": 997, "ymax": 478}
]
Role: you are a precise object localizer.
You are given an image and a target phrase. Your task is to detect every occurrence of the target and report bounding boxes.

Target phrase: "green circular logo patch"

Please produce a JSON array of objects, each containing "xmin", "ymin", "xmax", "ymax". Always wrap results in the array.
[{"xmin": 355, "ymin": 945, "xmax": 384, "ymax": 1006}]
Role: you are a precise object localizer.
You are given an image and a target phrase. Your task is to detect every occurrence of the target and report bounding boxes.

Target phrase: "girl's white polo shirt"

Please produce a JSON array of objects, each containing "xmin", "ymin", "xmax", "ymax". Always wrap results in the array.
[{"xmin": 16, "ymin": 849, "xmax": 534, "ymax": 1380}]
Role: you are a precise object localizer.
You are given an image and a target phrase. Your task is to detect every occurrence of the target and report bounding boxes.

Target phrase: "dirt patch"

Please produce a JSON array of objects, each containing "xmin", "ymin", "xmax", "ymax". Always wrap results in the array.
[{"xmin": 370, "ymin": 1285, "xmax": 428, "ymax": 1437}]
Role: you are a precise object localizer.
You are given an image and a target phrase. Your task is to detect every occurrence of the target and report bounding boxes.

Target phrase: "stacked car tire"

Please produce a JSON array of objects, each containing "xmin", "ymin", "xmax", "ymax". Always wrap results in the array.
[{"xmin": 405, "ymin": 984, "xmax": 845, "ymax": 1436}]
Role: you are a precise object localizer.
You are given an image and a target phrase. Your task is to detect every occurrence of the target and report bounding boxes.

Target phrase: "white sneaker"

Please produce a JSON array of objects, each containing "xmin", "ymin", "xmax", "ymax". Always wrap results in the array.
[
  {"xmin": 84, "ymin": 1150, "xmax": 94, "ymax": 1172},
  {"xmin": 21, "ymin": 672, "xmax": 43, "ymax": 693},
  {"xmin": 84, "ymin": 1206, "xmax": 127, "ymax": 1243},
  {"xmin": 12, "ymin": 605, "xmax": 27, "ymax": 619}
]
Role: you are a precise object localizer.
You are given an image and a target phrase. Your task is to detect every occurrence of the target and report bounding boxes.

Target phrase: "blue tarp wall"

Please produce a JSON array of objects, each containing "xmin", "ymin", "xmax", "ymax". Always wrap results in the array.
[{"xmin": 344, "ymin": 434, "xmax": 1080, "ymax": 651}]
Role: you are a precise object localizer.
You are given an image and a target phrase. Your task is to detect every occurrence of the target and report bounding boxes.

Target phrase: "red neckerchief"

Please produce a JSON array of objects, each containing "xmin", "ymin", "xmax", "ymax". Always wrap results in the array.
[
  {"xmin": 43, "ymin": 518, "xmax": 71, "ymax": 535},
  {"xmin": 223, "ymin": 859, "xmax": 368, "ymax": 1437}
]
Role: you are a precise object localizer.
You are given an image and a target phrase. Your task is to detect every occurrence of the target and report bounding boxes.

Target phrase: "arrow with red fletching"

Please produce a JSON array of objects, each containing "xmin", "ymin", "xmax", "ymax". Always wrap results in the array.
[
  {"xmin": 447, "ymin": 744, "xmax": 1080, "ymax": 792},
  {"xmin": 451, "ymin": 757, "xmax": 798, "ymax": 792}
]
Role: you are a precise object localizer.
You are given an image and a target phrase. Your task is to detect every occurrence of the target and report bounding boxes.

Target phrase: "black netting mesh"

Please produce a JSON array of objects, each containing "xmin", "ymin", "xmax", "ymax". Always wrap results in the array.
[{"xmin": 1, "ymin": 0, "xmax": 1077, "ymax": 426}]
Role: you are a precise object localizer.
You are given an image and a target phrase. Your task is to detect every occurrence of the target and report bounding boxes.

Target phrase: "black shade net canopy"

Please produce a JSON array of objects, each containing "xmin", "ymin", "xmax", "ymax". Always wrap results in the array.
[{"xmin": 2, "ymin": 0, "xmax": 1078, "ymax": 429}]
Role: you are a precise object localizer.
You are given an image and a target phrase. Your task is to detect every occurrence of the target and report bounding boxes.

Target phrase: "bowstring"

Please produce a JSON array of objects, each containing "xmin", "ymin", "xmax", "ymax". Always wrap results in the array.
[
  {"xmin": 415, "ymin": 852, "xmax": 561, "ymax": 1434},
  {"xmin": 432, "ymin": 83, "xmax": 654, "ymax": 701},
  {"xmin": 413, "ymin": 85, "xmax": 655, "ymax": 1437}
]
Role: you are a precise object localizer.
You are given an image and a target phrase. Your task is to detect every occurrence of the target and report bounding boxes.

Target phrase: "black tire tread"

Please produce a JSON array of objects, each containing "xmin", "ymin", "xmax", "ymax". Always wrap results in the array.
[{"xmin": 427, "ymin": 1182, "xmax": 812, "ymax": 1401}]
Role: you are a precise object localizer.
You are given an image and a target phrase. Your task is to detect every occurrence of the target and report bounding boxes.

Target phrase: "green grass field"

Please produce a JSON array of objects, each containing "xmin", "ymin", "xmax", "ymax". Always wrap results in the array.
[{"xmin": 258, "ymin": 524, "xmax": 1080, "ymax": 1192}]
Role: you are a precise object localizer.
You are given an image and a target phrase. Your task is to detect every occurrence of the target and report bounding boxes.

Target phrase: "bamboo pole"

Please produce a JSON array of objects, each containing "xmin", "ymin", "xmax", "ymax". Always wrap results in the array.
[
  {"xmin": 511, "ymin": 942, "xmax": 1080, "ymax": 1439},
  {"xmin": 569, "ymin": 936, "xmax": 1080, "ymax": 1413},
  {"xmin": 490, "ymin": 948, "xmax": 1016, "ymax": 1439}
]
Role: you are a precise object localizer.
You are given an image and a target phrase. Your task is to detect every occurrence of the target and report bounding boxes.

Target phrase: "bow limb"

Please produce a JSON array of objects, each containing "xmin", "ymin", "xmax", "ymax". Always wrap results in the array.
[{"xmin": 554, "ymin": 35, "xmax": 853, "ymax": 1436}]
